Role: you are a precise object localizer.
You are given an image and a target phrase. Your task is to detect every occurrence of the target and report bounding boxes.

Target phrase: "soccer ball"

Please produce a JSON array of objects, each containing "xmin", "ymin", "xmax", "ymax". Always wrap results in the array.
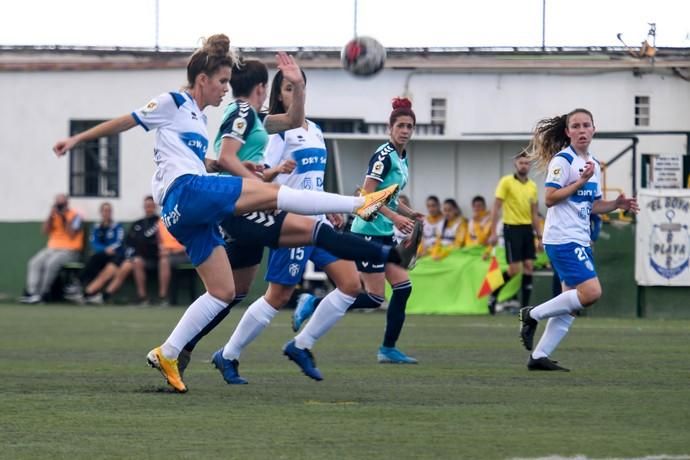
[{"xmin": 341, "ymin": 36, "xmax": 386, "ymax": 77}]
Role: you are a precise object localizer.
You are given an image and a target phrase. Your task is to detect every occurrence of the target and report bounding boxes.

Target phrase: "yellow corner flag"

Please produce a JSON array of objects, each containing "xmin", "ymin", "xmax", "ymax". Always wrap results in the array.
[{"xmin": 477, "ymin": 255, "xmax": 505, "ymax": 298}]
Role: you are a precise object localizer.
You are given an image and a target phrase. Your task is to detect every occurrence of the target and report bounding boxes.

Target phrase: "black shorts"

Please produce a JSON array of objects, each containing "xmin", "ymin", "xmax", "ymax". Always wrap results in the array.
[
  {"xmin": 114, "ymin": 246, "xmax": 157, "ymax": 268},
  {"xmin": 503, "ymin": 224, "xmax": 536, "ymax": 263},
  {"xmin": 350, "ymin": 233, "xmax": 393, "ymax": 273},
  {"xmin": 220, "ymin": 210, "xmax": 287, "ymax": 269}
]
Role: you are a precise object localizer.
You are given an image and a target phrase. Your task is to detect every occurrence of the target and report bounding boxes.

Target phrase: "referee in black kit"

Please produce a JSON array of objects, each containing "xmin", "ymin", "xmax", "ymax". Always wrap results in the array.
[{"xmin": 486, "ymin": 151, "xmax": 542, "ymax": 314}]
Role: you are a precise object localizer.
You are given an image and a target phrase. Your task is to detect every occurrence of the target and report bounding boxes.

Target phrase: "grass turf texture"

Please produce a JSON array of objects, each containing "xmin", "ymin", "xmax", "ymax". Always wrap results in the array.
[{"xmin": 2, "ymin": 304, "xmax": 689, "ymax": 459}]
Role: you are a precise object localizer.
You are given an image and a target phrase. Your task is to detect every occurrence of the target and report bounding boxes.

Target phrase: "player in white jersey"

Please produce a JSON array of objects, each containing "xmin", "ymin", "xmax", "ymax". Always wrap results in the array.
[
  {"xmin": 172, "ymin": 65, "xmax": 416, "ymax": 384},
  {"xmin": 518, "ymin": 108, "xmax": 639, "ymax": 371},
  {"xmin": 52, "ymin": 34, "xmax": 398, "ymax": 393},
  {"xmin": 212, "ymin": 67, "xmax": 422, "ymax": 384}
]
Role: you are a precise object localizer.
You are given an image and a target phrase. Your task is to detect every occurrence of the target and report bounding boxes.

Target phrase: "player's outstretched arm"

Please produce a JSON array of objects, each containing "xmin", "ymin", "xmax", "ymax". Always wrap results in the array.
[
  {"xmin": 53, "ymin": 114, "xmax": 137, "ymax": 157},
  {"xmin": 263, "ymin": 53, "xmax": 305, "ymax": 134},
  {"xmin": 592, "ymin": 194, "xmax": 639, "ymax": 215}
]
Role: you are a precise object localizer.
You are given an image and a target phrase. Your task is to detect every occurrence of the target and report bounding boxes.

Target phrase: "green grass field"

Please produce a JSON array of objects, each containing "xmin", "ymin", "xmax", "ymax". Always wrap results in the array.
[{"xmin": 2, "ymin": 303, "xmax": 689, "ymax": 460}]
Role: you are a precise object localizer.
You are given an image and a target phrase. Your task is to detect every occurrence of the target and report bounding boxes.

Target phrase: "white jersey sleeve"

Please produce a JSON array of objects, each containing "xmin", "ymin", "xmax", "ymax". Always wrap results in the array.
[
  {"xmin": 544, "ymin": 155, "xmax": 573, "ymax": 190},
  {"xmin": 264, "ymin": 133, "xmax": 287, "ymax": 169},
  {"xmin": 132, "ymin": 93, "xmax": 182, "ymax": 132}
]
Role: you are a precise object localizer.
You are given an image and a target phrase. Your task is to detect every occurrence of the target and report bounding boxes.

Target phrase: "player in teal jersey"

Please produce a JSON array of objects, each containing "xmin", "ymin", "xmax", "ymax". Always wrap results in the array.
[
  {"xmin": 176, "ymin": 63, "xmax": 411, "ymax": 383},
  {"xmin": 350, "ymin": 98, "xmax": 424, "ymax": 364}
]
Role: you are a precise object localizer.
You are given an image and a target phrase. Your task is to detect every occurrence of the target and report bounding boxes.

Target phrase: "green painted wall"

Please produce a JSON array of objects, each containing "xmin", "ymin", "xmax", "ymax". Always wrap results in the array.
[
  {"xmin": 0, "ymin": 222, "xmax": 688, "ymax": 317},
  {"xmin": 0, "ymin": 222, "xmax": 270, "ymax": 304}
]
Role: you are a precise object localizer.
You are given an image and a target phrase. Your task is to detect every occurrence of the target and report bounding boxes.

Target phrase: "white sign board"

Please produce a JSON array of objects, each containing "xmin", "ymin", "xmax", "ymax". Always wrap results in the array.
[
  {"xmin": 650, "ymin": 154, "xmax": 683, "ymax": 189},
  {"xmin": 635, "ymin": 189, "xmax": 690, "ymax": 286}
]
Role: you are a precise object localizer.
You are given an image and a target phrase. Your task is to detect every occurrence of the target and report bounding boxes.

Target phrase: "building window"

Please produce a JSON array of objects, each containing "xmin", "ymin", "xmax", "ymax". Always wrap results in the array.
[
  {"xmin": 68, "ymin": 120, "xmax": 119, "ymax": 198},
  {"xmin": 635, "ymin": 96, "xmax": 650, "ymax": 127},
  {"xmin": 431, "ymin": 98, "xmax": 447, "ymax": 134}
]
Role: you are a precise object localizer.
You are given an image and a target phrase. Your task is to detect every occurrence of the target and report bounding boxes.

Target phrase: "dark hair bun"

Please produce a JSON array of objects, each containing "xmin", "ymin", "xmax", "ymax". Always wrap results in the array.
[{"xmin": 392, "ymin": 97, "xmax": 412, "ymax": 110}]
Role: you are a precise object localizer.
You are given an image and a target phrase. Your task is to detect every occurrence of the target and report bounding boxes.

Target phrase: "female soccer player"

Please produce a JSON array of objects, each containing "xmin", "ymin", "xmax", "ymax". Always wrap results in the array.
[
  {"xmin": 52, "ymin": 34, "xmax": 397, "ymax": 393},
  {"xmin": 349, "ymin": 97, "xmax": 424, "ymax": 364},
  {"xmin": 211, "ymin": 68, "xmax": 396, "ymax": 383},
  {"xmin": 176, "ymin": 64, "xmax": 415, "ymax": 383},
  {"xmin": 519, "ymin": 108, "xmax": 639, "ymax": 371}
]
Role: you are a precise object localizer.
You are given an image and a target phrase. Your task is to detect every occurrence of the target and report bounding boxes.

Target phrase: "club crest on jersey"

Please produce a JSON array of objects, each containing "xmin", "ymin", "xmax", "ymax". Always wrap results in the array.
[
  {"xmin": 233, "ymin": 118, "xmax": 247, "ymax": 135},
  {"xmin": 142, "ymin": 100, "xmax": 158, "ymax": 114},
  {"xmin": 289, "ymin": 263, "xmax": 300, "ymax": 277},
  {"xmin": 649, "ymin": 204, "xmax": 690, "ymax": 280}
]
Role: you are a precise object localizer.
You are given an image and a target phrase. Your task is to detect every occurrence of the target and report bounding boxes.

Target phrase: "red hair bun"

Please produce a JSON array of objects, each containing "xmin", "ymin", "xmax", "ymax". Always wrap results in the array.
[{"xmin": 391, "ymin": 97, "xmax": 412, "ymax": 110}]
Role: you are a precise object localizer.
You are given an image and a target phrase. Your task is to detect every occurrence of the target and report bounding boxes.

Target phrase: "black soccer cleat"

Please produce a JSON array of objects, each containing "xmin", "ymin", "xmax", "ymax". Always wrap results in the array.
[
  {"xmin": 487, "ymin": 293, "xmax": 497, "ymax": 315},
  {"xmin": 519, "ymin": 306, "xmax": 538, "ymax": 351},
  {"xmin": 527, "ymin": 355, "xmax": 570, "ymax": 372}
]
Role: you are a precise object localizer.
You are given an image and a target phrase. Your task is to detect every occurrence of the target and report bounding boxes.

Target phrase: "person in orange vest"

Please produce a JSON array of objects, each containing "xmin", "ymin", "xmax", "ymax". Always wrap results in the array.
[
  {"xmin": 157, "ymin": 220, "xmax": 189, "ymax": 306},
  {"xmin": 21, "ymin": 194, "xmax": 84, "ymax": 304}
]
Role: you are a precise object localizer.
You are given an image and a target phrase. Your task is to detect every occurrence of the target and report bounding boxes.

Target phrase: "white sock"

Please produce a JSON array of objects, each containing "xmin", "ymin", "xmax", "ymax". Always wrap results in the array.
[
  {"xmin": 530, "ymin": 289, "xmax": 583, "ymax": 321},
  {"xmin": 277, "ymin": 186, "xmax": 365, "ymax": 214},
  {"xmin": 222, "ymin": 297, "xmax": 278, "ymax": 361},
  {"xmin": 161, "ymin": 292, "xmax": 227, "ymax": 359},
  {"xmin": 532, "ymin": 314, "xmax": 575, "ymax": 359},
  {"xmin": 295, "ymin": 289, "xmax": 355, "ymax": 350}
]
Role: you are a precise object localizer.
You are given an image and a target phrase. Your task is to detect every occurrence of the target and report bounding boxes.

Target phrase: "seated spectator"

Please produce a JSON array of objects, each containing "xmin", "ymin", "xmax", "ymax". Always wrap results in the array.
[
  {"xmin": 463, "ymin": 195, "xmax": 492, "ymax": 249},
  {"xmin": 429, "ymin": 198, "xmax": 467, "ymax": 260},
  {"xmin": 21, "ymin": 194, "xmax": 84, "ymax": 304},
  {"xmin": 65, "ymin": 202, "xmax": 124, "ymax": 299},
  {"xmin": 80, "ymin": 196, "xmax": 160, "ymax": 304},
  {"xmin": 420, "ymin": 195, "xmax": 444, "ymax": 256},
  {"xmin": 157, "ymin": 221, "xmax": 190, "ymax": 306}
]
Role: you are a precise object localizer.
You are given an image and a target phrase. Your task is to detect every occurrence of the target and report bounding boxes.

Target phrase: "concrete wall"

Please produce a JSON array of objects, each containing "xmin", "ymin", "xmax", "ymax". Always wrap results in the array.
[{"xmin": 1, "ymin": 66, "xmax": 689, "ymax": 221}]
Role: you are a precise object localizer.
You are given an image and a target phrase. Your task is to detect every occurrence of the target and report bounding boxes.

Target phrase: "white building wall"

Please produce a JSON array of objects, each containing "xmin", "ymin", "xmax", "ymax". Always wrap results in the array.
[{"xmin": 1, "ymin": 66, "xmax": 688, "ymax": 221}]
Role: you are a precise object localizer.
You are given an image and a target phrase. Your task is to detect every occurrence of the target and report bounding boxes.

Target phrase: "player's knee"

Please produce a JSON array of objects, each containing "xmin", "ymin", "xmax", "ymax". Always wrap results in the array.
[
  {"xmin": 579, "ymin": 284, "xmax": 602, "ymax": 307},
  {"xmin": 265, "ymin": 289, "xmax": 292, "ymax": 308},
  {"xmin": 208, "ymin": 286, "xmax": 235, "ymax": 303},
  {"xmin": 336, "ymin": 278, "xmax": 361, "ymax": 297}
]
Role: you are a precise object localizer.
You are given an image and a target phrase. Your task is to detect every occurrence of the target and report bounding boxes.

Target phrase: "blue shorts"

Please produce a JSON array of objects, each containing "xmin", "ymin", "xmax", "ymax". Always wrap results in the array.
[
  {"xmin": 265, "ymin": 245, "xmax": 338, "ymax": 285},
  {"xmin": 350, "ymin": 233, "xmax": 393, "ymax": 273},
  {"xmin": 545, "ymin": 242, "xmax": 597, "ymax": 288},
  {"xmin": 161, "ymin": 174, "xmax": 243, "ymax": 266}
]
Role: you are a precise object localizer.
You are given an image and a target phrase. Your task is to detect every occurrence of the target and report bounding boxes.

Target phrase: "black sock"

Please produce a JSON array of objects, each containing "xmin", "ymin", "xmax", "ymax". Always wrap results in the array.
[
  {"xmin": 183, "ymin": 294, "xmax": 246, "ymax": 352},
  {"xmin": 347, "ymin": 292, "xmax": 384, "ymax": 310},
  {"xmin": 490, "ymin": 271, "xmax": 512, "ymax": 299},
  {"xmin": 521, "ymin": 274, "xmax": 533, "ymax": 307},
  {"xmin": 383, "ymin": 281, "xmax": 412, "ymax": 348},
  {"xmin": 551, "ymin": 272, "xmax": 562, "ymax": 297},
  {"xmin": 313, "ymin": 221, "xmax": 390, "ymax": 264}
]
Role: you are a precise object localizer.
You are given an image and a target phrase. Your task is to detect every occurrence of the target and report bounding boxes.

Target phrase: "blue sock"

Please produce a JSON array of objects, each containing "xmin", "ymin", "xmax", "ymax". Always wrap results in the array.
[
  {"xmin": 313, "ymin": 221, "xmax": 396, "ymax": 264},
  {"xmin": 347, "ymin": 292, "xmax": 384, "ymax": 310},
  {"xmin": 183, "ymin": 294, "xmax": 246, "ymax": 352},
  {"xmin": 383, "ymin": 281, "xmax": 412, "ymax": 348}
]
